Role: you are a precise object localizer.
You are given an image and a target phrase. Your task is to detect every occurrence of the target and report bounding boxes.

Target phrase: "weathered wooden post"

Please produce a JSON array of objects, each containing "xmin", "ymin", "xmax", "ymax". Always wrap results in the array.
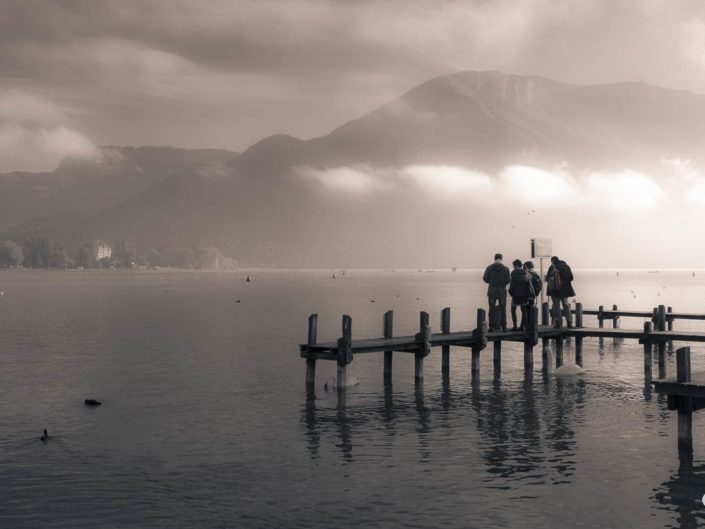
[
  {"xmin": 643, "ymin": 321, "xmax": 652, "ymax": 371},
  {"xmin": 415, "ymin": 311, "xmax": 431, "ymax": 383},
  {"xmin": 598, "ymin": 305, "xmax": 605, "ymax": 349},
  {"xmin": 383, "ymin": 310, "xmax": 393, "ymax": 385},
  {"xmin": 541, "ymin": 302, "xmax": 550, "ymax": 370},
  {"xmin": 575, "ymin": 303, "xmax": 583, "ymax": 367},
  {"xmin": 676, "ymin": 346, "xmax": 693, "ymax": 467},
  {"xmin": 305, "ymin": 314, "xmax": 318, "ymax": 391},
  {"xmin": 541, "ymin": 302, "xmax": 549, "ymax": 326},
  {"xmin": 667, "ymin": 306, "xmax": 673, "ymax": 351},
  {"xmin": 441, "ymin": 307, "xmax": 451, "ymax": 375},
  {"xmin": 472, "ymin": 308, "xmax": 487, "ymax": 379},
  {"xmin": 612, "ymin": 303, "xmax": 621, "ymax": 345},
  {"xmin": 555, "ymin": 318, "xmax": 563, "ymax": 368},
  {"xmin": 523, "ymin": 341, "xmax": 533, "ymax": 372},
  {"xmin": 336, "ymin": 315, "xmax": 353, "ymax": 406},
  {"xmin": 523, "ymin": 305, "xmax": 538, "ymax": 371},
  {"xmin": 658, "ymin": 305, "xmax": 667, "ymax": 374},
  {"xmin": 652, "ymin": 307, "xmax": 659, "ymax": 358}
]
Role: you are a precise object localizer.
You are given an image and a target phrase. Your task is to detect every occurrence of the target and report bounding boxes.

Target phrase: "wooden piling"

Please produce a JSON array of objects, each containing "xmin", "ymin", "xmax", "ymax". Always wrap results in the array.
[
  {"xmin": 441, "ymin": 307, "xmax": 450, "ymax": 375},
  {"xmin": 667, "ymin": 306, "xmax": 673, "ymax": 350},
  {"xmin": 524, "ymin": 341, "xmax": 533, "ymax": 371},
  {"xmin": 336, "ymin": 315, "xmax": 352, "ymax": 400},
  {"xmin": 575, "ymin": 303, "xmax": 583, "ymax": 366},
  {"xmin": 493, "ymin": 340, "xmax": 501, "ymax": 371},
  {"xmin": 612, "ymin": 303, "xmax": 621, "ymax": 345},
  {"xmin": 676, "ymin": 347, "xmax": 693, "ymax": 466},
  {"xmin": 383, "ymin": 310, "xmax": 393, "ymax": 384},
  {"xmin": 555, "ymin": 318, "xmax": 563, "ymax": 368},
  {"xmin": 541, "ymin": 338, "xmax": 550, "ymax": 371},
  {"xmin": 541, "ymin": 302, "xmax": 549, "ymax": 326},
  {"xmin": 677, "ymin": 346, "xmax": 691, "ymax": 383},
  {"xmin": 657, "ymin": 305, "xmax": 667, "ymax": 372},
  {"xmin": 523, "ymin": 305, "xmax": 538, "ymax": 371},
  {"xmin": 598, "ymin": 305, "xmax": 604, "ymax": 328},
  {"xmin": 305, "ymin": 314, "xmax": 318, "ymax": 390},
  {"xmin": 643, "ymin": 321, "xmax": 652, "ymax": 371},
  {"xmin": 415, "ymin": 311, "xmax": 430, "ymax": 382},
  {"xmin": 471, "ymin": 308, "xmax": 486, "ymax": 378}
]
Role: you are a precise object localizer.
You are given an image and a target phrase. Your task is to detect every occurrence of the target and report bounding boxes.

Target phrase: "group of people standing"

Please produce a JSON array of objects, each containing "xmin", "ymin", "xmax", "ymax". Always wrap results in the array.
[{"xmin": 482, "ymin": 253, "xmax": 575, "ymax": 332}]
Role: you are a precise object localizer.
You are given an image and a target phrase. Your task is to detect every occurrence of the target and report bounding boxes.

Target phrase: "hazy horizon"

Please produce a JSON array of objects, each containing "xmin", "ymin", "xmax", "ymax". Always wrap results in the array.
[{"xmin": 3, "ymin": 1, "xmax": 705, "ymax": 269}]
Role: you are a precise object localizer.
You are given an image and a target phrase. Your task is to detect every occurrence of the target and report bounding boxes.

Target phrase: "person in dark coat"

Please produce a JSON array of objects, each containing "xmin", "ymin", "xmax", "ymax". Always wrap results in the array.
[
  {"xmin": 546, "ymin": 255, "xmax": 575, "ymax": 328},
  {"xmin": 483, "ymin": 253, "xmax": 510, "ymax": 331},
  {"xmin": 509, "ymin": 259, "xmax": 531, "ymax": 331}
]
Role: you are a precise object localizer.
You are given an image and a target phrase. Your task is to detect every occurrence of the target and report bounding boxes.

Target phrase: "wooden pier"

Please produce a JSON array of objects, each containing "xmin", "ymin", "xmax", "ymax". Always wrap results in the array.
[
  {"xmin": 654, "ymin": 346, "xmax": 705, "ymax": 467},
  {"xmin": 301, "ymin": 302, "xmax": 705, "ymax": 458}
]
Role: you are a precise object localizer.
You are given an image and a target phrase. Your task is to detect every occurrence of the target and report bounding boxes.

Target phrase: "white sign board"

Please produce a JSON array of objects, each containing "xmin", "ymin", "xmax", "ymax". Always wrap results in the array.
[{"xmin": 531, "ymin": 238, "xmax": 552, "ymax": 258}]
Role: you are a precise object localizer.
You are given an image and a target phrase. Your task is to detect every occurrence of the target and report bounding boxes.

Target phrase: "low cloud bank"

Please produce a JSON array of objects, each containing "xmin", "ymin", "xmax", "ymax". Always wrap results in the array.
[
  {"xmin": 0, "ymin": 90, "xmax": 96, "ymax": 173},
  {"xmin": 296, "ymin": 161, "xmax": 697, "ymax": 210}
]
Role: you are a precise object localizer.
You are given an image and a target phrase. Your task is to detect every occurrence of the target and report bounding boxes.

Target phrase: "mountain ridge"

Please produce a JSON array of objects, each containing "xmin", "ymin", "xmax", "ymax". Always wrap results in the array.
[{"xmin": 4, "ymin": 69, "xmax": 705, "ymax": 266}]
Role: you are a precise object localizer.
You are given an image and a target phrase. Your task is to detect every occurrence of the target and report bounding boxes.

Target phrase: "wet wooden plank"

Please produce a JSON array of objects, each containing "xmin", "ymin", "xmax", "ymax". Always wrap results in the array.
[{"xmin": 654, "ymin": 372, "xmax": 705, "ymax": 398}]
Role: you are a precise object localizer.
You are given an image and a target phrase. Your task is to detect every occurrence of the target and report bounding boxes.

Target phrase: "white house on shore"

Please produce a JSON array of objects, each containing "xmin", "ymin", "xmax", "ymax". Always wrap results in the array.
[{"xmin": 93, "ymin": 240, "xmax": 112, "ymax": 260}]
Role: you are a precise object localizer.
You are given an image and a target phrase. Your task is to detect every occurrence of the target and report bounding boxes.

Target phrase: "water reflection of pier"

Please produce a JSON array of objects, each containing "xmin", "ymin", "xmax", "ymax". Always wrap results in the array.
[{"xmin": 302, "ymin": 368, "xmax": 586, "ymax": 489}]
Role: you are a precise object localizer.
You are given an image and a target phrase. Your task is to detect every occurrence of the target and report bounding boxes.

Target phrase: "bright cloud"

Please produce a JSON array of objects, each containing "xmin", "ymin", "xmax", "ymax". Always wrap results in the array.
[
  {"xmin": 500, "ymin": 165, "xmax": 578, "ymax": 204},
  {"xmin": 403, "ymin": 165, "xmax": 492, "ymax": 196},
  {"xmin": 0, "ymin": 90, "xmax": 96, "ymax": 172},
  {"xmin": 586, "ymin": 169, "xmax": 665, "ymax": 209},
  {"xmin": 295, "ymin": 165, "xmax": 392, "ymax": 194},
  {"xmin": 297, "ymin": 162, "xmax": 678, "ymax": 211}
]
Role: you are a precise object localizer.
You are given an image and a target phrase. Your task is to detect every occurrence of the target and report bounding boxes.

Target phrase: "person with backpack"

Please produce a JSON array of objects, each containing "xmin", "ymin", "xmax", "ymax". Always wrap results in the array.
[
  {"xmin": 546, "ymin": 255, "xmax": 575, "ymax": 328},
  {"xmin": 509, "ymin": 259, "xmax": 531, "ymax": 331},
  {"xmin": 483, "ymin": 253, "xmax": 510, "ymax": 332},
  {"xmin": 524, "ymin": 261, "xmax": 541, "ymax": 327}
]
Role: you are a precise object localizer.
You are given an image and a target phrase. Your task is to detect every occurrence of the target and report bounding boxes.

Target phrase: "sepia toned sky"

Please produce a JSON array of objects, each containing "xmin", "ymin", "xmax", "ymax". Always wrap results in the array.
[{"xmin": 3, "ymin": 0, "xmax": 705, "ymax": 171}]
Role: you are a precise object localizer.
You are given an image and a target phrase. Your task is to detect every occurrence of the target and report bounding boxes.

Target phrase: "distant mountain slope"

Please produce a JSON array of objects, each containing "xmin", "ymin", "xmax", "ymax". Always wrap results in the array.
[
  {"xmin": 6, "ymin": 70, "xmax": 705, "ymax": 266},
  {"xmin": 295, "ymin": 70, "xmax": 705, "ymax": 169},
  {"xmin": 0, "ymin": 146, "xmax": 238, "ymax": 231}
]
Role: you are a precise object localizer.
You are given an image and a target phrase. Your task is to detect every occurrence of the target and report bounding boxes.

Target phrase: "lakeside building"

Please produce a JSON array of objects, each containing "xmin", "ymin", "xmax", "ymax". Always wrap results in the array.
[{"xmin": 93, "ymin": 240, "xmax": 112, "ymax": 260}]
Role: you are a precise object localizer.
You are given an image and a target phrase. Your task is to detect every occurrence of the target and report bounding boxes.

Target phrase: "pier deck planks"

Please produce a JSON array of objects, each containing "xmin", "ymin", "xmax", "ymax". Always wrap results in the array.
[{"xmin": 300, "ymin": 326, "xmax": 705, "ymax": 360}]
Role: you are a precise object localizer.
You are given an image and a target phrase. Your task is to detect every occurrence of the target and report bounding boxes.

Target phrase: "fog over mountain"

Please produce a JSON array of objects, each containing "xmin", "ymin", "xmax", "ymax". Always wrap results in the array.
[{"xmin": 4, "ymin": 70, "xmax": 705, "ymax": 268}]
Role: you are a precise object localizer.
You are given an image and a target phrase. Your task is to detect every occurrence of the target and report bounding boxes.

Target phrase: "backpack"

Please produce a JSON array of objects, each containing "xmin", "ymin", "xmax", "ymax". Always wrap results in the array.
[
  {"xmin": 548, "ymin": 268, "xmax": 561, "ymax": 293},
  {"xmin": 529, "ymin": 271, "xmax": 542, "ymax": 296}
]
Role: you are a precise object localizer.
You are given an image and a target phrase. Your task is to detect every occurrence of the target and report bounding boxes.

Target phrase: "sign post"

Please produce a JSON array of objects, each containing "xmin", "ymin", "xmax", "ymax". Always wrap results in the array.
[{"xmin": 531, "ymin": 238, "xmax": 553, "ymax": 308}]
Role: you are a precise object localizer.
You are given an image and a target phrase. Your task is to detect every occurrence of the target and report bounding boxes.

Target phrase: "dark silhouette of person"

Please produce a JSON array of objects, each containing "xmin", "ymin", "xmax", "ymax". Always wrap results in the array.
[
  {"xmin": 483, "ymin": 253, "xmax": 510, "ymax": 331},
  {"xmin": 40, "ymin": 429, "xmax": 49, "ymax": 442},
  {"xmin": 546, "ymin": 255, "xmax": 575, "ymax": 328},
  {"xmin": 509, "ymin": 259, "xmax": 530, "ymax": 330},
  {"xmin": 524, "ymin": 261, "xmax": 542, "ymax": 327}
]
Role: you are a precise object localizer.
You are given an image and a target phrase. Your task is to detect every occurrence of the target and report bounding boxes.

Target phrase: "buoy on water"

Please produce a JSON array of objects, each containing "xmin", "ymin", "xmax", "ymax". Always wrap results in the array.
[
  {"xmin": 246, "ymin": 275, "xmax": 252, "ymax": 283},
  {"xmin": 554, "ymin": 364, "xmax": 584, "ymax": 377}
]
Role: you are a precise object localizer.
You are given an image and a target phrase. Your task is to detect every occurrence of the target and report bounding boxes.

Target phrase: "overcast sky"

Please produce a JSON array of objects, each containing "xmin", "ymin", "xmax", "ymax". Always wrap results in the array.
[{"xmin": 4, "ymin": 0, "xmax": 705, "ymax": 171}]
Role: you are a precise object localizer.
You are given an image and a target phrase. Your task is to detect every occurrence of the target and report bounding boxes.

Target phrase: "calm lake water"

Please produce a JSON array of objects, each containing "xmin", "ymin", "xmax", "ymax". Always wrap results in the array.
[{"xmin": 1, "ymin": 269, "xmax": 705, "ymax": 528}]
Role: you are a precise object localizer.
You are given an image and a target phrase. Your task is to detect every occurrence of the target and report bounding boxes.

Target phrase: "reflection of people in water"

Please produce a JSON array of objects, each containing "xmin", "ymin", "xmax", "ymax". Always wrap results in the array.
[{"xmin": 472, "ymin": 375, "xmax": 586, "ymax": 484}]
